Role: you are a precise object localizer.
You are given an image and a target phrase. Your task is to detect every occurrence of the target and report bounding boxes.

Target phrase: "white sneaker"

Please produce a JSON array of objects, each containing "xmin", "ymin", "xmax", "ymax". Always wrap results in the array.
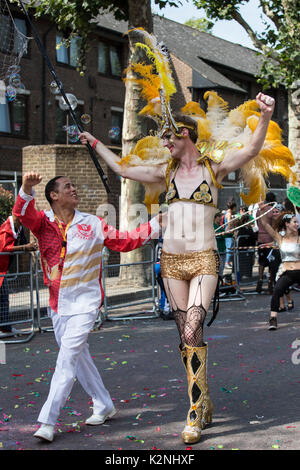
[
  {"xmin": 85, "ymin": 406, "xmax": 117, "ymax": 425},
  {"xmin": 34, "ymin": 424, "xmax": 55, "ymax": 442}
]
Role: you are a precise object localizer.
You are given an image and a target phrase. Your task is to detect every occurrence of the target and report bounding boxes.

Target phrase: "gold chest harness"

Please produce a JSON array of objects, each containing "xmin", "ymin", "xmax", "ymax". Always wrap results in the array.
[
  {"xmin": 164, "ymin": 141, "xmax": 245, "ymax": 207},
  {"xmin": 165, "ymin": 159, "xmax": 219, "ymax": 208}
]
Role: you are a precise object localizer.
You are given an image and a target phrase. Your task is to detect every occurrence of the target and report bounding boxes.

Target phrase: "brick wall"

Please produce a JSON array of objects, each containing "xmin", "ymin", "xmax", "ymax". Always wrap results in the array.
[{"xmin": 22, "ymin": 144, "xmax": 120, "ymax": 214}]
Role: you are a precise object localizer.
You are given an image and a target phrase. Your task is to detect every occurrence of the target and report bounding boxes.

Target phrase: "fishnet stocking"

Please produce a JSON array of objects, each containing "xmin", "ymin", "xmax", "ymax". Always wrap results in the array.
[
  {"xmin": 173, "ymin": 308, "xmax": 187, "ymax": 348},
  {"xmin": 184, "ymin": 305, "xmax": 207, "ymax": 347},
  {"xmin": 163, "ymin": 274, "xmax": 217, "ymax": 348}
]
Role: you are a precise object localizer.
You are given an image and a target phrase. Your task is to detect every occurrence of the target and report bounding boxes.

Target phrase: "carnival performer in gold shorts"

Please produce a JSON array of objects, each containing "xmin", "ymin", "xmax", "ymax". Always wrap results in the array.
[{"xmin": 79, "ymin": 30, "xmax": 295, "ymax": 445}]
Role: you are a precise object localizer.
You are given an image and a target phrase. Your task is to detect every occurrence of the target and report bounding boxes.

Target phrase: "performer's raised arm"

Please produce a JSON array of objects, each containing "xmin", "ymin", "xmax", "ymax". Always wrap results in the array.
[
  {"xmin": 259, "ymin": 202, "xmax": 281, "ymax": 244},
  {"xmin": 13, "ymin": 172, "xmax": 44, "ymax": 236},
  {"xmin": 79, "ymin": 131, "xmax": 166, "ymax": 184},
  {"xmin": 216, "ymin": 93, "xmax": 275, "ymax": 180}
]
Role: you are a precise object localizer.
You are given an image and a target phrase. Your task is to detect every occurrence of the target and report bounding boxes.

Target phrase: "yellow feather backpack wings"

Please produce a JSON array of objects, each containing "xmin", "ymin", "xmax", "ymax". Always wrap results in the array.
[{"xmin": 181, "ymin": 91, "xmax": 296, "ymax": 204}]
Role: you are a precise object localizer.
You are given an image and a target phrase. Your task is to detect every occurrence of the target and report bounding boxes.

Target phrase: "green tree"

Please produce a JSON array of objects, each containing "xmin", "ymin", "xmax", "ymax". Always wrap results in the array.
[
  {"xmin": 0, "ymin": 185, "xmax": 14, "ymax": 225},
  {"xmin": 184, "ymin": 17, "xmax": 214, "ymax": 33},
  {"xmin": 192, "ymin": 0, "xmax": 300, "ymax": 161},
  {"xmin": 26, "ymin": 0, "xmax": 180, "ymax": 71}
]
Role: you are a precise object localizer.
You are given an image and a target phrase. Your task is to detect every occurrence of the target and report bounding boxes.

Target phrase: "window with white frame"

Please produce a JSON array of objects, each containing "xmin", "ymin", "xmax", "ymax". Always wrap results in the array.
[{"xmin": 0, "ymin": 93, "xmax": 27, "ymax": 137}]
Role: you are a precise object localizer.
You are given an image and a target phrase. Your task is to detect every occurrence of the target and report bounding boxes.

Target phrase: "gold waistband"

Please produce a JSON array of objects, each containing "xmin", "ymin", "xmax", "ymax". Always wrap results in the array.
[{"xmin": 160, "ymin": 249, "xmax": 219, "ymax": 281}]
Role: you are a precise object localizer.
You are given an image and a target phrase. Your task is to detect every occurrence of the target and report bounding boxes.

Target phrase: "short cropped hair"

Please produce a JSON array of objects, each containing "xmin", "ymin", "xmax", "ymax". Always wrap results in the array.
[{"xmin": 45, "ymin": 176, "xmax": 64, "ymax": 206}]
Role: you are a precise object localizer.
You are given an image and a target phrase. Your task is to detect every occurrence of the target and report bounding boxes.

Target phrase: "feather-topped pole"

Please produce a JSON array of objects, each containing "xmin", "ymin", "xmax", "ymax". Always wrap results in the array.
[
  {"xmin": 119, "ymin": 28, "xmax": 178, "ymax": 210},
  {"xmin": 124, "ymin": 27, "xmax": 177, "ymax": 135}
]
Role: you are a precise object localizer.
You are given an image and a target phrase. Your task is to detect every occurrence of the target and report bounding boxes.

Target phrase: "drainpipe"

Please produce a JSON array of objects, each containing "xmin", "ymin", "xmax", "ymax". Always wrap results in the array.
[{"xmin": 42, "ymin": 22, "xmax": 55, "ymax": 144}]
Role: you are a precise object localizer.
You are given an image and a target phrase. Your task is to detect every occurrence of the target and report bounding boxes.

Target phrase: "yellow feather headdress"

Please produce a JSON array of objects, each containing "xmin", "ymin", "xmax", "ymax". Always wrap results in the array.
[{"xmin": 119, "ymin": 28, "xmax": 296, "ymax": 210}]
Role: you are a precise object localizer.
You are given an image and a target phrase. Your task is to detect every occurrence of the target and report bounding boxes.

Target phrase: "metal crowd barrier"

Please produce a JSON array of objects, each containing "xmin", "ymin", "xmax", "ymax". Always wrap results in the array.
[
  {"xmin": 34, "ymin": 253, "xmax": 52, "ymax": 333},
  {"xmin": 0, "ymin": 251, "xmax": 35, "ymax": 344},
  {"xmin": 235, "ymin": 235, "xmax": 259, "ymax": 295},
  {"xmin": 220, "ymin": 235, "xmax": 278, "ymax": 299},
  {"xmin": 101, "ymin": 243, "xmax": 159, "ymax": 321},
  {"xmin": 1, "ymin": 240, "xmax": 274, "ymax": 345},
  {"xmin": 0, "ymin": 243, "xmax": 159, "ymax": 345},
  {"xmin": 219, "ymin": 239, "xmax": 245, "ymax": 302}
]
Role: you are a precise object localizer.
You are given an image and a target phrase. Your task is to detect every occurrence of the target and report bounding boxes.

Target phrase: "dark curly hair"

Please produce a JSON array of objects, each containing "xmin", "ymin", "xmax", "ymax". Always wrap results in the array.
[{"xmin": 273, "ymin": 211, "xmax": 296, "ymax": 232}]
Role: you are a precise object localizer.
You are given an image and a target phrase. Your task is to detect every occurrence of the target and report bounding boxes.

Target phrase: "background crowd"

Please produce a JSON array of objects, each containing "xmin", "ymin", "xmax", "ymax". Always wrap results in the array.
[{"xmin": 213, "ymin": 193, "xmax": 300, "ymax": 308}]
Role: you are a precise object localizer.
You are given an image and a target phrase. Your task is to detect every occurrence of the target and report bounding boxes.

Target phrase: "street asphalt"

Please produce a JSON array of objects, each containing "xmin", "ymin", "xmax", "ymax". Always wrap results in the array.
[{"xmin": 0, "ymin": 289, "xmax": 299, "ymax": 457}]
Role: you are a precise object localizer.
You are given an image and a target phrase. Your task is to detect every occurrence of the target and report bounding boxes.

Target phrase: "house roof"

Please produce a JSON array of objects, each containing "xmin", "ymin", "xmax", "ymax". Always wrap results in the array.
[{"xmin": 95, "ymin": 12, "xmax": 263, "ymax": 93}]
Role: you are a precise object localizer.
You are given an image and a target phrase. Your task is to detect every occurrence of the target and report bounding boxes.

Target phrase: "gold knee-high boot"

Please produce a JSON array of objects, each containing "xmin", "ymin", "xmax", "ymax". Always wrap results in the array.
[
  {"xmin": 179, "ymin": 344, "xmax": 187, "ymax": 369},
  {"xmin": 182, "ymin": 343, "xmax": 213, "ymax": 444}
]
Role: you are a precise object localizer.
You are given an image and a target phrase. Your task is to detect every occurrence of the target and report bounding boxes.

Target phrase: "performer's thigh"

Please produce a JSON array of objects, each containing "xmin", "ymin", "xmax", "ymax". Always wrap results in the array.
[
  {"xmin": 162, "ymin": 277, "xmax": 189, "ymax": 311},
  {"xmin": 187, "ymin": 274, "xmax": 218, "ymax": 311}
]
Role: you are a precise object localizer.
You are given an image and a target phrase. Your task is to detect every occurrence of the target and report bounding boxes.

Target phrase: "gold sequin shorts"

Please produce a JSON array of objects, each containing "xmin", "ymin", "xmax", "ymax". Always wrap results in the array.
[{"xmin": 160, "ymin": 249, "xmax": 220, "ymax": 281}]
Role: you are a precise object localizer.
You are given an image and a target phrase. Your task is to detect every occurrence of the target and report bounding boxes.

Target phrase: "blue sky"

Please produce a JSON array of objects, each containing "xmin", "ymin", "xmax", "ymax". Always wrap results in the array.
[{"xmin": 151, "ymin": 0, "xmax": 272, "ymax": 50}]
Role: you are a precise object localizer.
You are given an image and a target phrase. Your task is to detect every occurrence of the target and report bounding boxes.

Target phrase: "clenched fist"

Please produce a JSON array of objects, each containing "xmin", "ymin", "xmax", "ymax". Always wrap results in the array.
[
  {"xmin": 22, "ymin": 172, "xmax": 43, "ymax": 195},
  {"xmin": 256, "ymin": 92, "xmax": 275, "ymax": 117}
]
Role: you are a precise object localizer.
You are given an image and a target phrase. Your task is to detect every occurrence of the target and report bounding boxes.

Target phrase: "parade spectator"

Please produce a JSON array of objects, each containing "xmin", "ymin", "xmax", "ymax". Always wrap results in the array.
[
  {"xmin": 256, "ymin": 192, "xmax": 277, "ymax": 293},
  {"xmin": 0, "ymin": 214, "xmax": 37, "ymax": 336},
  {"xmin": 260, "ymin": 210, "xmax": 300, "ymax": 330},
  {"xmin": 155, "ymin": 237, "xmax": 171, "ymax": 319},
  {"xmin": 224, "ymin": 198, "xmax": 237, "ymax": 268}
]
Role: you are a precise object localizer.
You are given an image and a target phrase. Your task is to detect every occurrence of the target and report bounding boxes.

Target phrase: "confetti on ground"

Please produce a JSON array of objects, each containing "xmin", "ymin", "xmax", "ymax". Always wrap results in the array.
[
  {"xmin": 220, "ymin": 387, "xmax": 232, "ymax": 393},
  {"xmin": 126, "ymin": 435, "xmax": 144, "ymax": 443}
]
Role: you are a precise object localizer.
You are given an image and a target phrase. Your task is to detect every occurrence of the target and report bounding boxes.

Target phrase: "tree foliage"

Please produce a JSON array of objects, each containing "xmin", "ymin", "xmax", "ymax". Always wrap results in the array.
[
  {"xmin": 184, "ymin": 17, "xmax": 214, "ymax": 33},
  {"xmin": 0, "ymin": 185, "xmax": 14, "ymax": 225},
  {"xmin": 192, "ymin": 0, "xmax": 300, "ymax": 89},
  {"xmin": 24, "ymin": 0, "xmax": 181, "ymax": 72}
]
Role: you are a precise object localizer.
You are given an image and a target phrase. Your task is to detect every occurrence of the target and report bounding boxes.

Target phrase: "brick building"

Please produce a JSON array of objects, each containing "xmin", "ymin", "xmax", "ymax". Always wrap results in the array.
[
  {"xmin": 0, "ymin": 7, "xmax": 127, "ymax": 207},
  {"xmin": 0, "ymin": 9, "xmax": 290, "ymax": 210}
]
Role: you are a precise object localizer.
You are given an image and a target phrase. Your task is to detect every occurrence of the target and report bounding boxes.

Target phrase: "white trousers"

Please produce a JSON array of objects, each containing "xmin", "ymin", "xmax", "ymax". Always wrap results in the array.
[{"xmin": 37, "ymin": 310, "xmax": 113, "ymax": 425}]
